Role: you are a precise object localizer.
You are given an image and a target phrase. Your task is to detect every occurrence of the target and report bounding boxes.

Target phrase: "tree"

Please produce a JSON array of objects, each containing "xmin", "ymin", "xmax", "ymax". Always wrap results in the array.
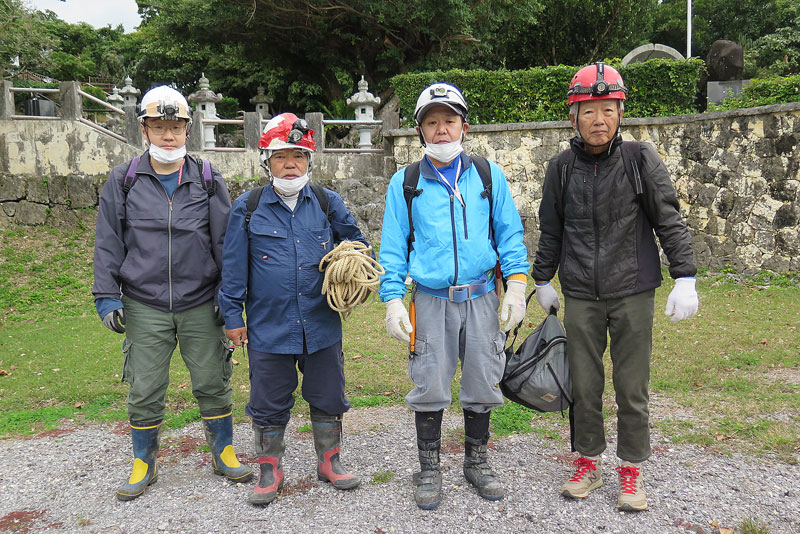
[{"xmin": 0, "ymin": 0, "xmax": 56, "ymax": 77}]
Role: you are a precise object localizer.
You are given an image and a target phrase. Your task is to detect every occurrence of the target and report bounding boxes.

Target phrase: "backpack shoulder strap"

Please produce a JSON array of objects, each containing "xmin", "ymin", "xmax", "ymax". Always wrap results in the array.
[
  {"xmin": 244, "ymin": 186, "xmax": 265, "ymax": 232},
  {"xmin": 620, "ymin": 141, "xmax": 656, "ymax": 227},
  {"xmin": 471, "ymin": 155, "xmax": 495, "ymax": 243},
  {"xmin": 402, "ymin": 160, "xmax": 423, "ymax": 253},
  {"xmin": 309, "ymin": 182, "xmax": 331, "ymax": 224},
  {"xmin": 122, "ymin": 155, "xmax": 141, "ymax": 197},
  {"xmin": 198, "ymin": 159, "xmax": 215, "ymax": 197}
]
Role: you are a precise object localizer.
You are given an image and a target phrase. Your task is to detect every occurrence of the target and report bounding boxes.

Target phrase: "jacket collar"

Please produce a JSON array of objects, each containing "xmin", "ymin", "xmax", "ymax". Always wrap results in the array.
[
  {"xmin": 569, "ymin": 134, "xmax": 623, "ymax": 162},
  {"xmin": 420, "ymin": 152, "xmax": 474, "ymax": 181}
]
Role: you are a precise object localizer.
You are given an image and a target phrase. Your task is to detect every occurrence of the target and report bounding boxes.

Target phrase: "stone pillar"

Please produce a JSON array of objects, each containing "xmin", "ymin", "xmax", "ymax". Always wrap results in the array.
[
  {"xmin": 59, "ymin": 81, "xmax": 82, "ymax": 120},
  {"xmin": 244, "ymin": 111, "xmax": 261, "ymax": 150},
  {"xmin": 305, "ymin": 112, "xmax": 324, "ymax": 152},
  {"xmin": 346, "ymin": 76, "xmax": 381, "ymax": 148},
  {"xmin": 186, "ymin": 109, "xmax": 204, "ymax": 152},
  {"xmin": 124, "ymin": 104, "xmax": 143, "ymax": 148},
  {"xmin": 0, "ymin": 80, "xmax": 14, "ymax": 119}
]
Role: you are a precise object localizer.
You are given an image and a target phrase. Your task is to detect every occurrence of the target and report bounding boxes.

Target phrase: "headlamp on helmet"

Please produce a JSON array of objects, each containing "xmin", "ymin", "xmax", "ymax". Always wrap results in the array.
[
  {"xmin": 138, "ymin": 86, "xmax": 192, "ymax": 124},
  {"xmin": 567, "ymin": 62, "xmax": 627, "ymax": 105}
]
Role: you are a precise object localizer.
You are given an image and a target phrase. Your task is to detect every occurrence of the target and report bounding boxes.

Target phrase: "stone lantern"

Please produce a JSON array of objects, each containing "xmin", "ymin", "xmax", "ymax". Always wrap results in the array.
[
  {"xmin": 249, "ymin": 86, "xmax": 273, "ymax": 120},
  {"xmin": 346, "ymin": 75, "xmax": 381, "ymax": 149},
  {"xmin": 187, "ymin": 73, "xmax": 223, "ymax": 148},
  {"xmin": 118, "ymin": 76, "xmax": 140, "ymax": 108},
  {"xmin": 107, "ymin": 87, "xmax": 124, "ymax": 113}
]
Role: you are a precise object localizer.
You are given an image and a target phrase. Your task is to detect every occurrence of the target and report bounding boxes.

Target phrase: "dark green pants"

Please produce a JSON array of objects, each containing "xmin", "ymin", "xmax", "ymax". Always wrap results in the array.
[
  {"xmin": 121, "ymin": 297, "xmax": 232, "ymax": 426},
  {"xmin": 564, "ymin": 290, "xmax": 654, "ymax": 463}
]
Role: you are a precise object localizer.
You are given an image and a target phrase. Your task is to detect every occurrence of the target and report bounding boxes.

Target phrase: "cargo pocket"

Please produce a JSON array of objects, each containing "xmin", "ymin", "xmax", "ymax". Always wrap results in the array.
[
  {"xmin": 407, "ymin": 336, "xmax": 429, "ymax": 387},
  {"xmin": 489, "ymin": 331, "xmax": 506, "ymax": 387},
  {"xmin": 121, "ymin": 338, "xmax": 133, "ymax": 385},
  {"xmin": 219, "ymin": 336, "xmax": 233, "ymax": 383}
]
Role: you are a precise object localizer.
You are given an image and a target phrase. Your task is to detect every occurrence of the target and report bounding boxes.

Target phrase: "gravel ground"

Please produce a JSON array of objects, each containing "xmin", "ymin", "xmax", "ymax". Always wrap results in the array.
[{"xmin": 1, "ymin": 405, "xmax": 797, "ymax": 534}]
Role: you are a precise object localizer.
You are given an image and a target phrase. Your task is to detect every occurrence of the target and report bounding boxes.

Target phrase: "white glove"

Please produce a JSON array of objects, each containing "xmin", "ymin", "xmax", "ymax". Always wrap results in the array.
[
  {"xmin": 500, "ymin": 280, "xmax": 527, "ymax": 331},
  {"xmin": 535, "ymin": 281, "xmax": 561, "ymax": 313},
  {"xmin": 665, "ymin": 277, "xmax": 699, "ymax": 322},
  {"xmin": 385, "ymin": 298, "xmax": 412, "ymax": 343}
]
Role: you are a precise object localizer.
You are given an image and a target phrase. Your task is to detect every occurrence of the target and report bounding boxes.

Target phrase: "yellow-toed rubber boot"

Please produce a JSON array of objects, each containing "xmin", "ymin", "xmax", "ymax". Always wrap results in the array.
[
  {"xmin": 202, "ymin": 412, "xmax": 254, "ymax": 483},
  {"xmin": 116, "ymin": 423, "xmax": 160, "ymax": 501}
]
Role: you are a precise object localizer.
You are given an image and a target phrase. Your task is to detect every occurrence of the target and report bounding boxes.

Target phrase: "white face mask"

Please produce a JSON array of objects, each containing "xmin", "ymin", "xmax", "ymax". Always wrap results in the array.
[
  {"xmin": 149, "ymin": 144, "xmax": 186, "ymax": 165},
  {"xmin": 272, "ymin": 173, "xmax": 310, "ymax": 195},
  {"xmin": 424, "ymin": 140, "xmax": 464, "ymax": 165}
]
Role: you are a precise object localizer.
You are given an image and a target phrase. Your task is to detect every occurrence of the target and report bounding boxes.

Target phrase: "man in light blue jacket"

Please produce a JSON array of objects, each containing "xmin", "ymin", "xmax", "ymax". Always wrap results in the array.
[{"xmin": 379, "ymin": 82, "xmax": 529, "ymax": 510}]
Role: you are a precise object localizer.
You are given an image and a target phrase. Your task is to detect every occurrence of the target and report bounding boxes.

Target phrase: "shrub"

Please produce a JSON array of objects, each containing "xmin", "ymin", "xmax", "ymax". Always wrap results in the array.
[{"xmin": 708, "ymin": 74, "xmax": 800, "ymax": 111}]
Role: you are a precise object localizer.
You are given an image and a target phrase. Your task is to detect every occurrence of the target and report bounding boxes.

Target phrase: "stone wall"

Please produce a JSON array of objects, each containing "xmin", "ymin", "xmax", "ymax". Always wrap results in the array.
[{"xmin": 1, "ymin": 102, "xmax": 799, "ymax": 273}]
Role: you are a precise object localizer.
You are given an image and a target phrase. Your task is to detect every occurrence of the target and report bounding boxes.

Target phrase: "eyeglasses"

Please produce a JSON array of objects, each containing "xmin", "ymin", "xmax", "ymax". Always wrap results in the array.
[{"xmin": 146, "ymin": 124, "xmax": 187, "ymax": 135}]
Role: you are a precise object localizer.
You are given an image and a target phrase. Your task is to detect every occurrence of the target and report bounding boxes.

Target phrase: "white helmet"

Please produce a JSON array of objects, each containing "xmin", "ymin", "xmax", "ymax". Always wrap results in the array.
[
  {"xmin": 138, "ymin": 85, "xmax": 192, "ymax": 124},
  {"xmin": 413, "ymin": 82, "xmax": 469, "ymax": 125}
]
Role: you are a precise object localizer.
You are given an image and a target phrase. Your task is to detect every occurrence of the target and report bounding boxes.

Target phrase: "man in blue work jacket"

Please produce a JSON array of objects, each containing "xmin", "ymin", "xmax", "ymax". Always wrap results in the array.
[
  {"xmin": 219, "ymin": 112, "xmax": 369, "ymax": 506},
  {"xmin": 379, "ymin": 83, "xmax": 529, "ymax": 509}
]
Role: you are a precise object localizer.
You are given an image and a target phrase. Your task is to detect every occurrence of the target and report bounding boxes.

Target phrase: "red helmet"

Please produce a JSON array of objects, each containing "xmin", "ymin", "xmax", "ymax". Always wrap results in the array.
[
  {"xmin": 567, "ymin": 62, "xmax": 627, "ymax": 105},
  {"xmin": 258, "ymin": 112, "xmax": 316, "ymax": 155}
]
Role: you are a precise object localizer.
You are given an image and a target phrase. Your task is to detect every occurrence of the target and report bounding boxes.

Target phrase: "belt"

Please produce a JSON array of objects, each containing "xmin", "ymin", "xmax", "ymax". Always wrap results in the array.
[{"xmin": 416, "ymin": 273, "xmax": 491, "ymax": 303}]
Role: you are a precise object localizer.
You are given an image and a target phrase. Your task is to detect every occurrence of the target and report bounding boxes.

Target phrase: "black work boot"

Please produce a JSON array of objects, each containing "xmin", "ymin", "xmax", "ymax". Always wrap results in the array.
[
  {"xmin": 463, "ymin": 409, "xmax": 504, "ymax": 501},
  {"xmin": 249, "ymin": 424, "xmax": 286, "ymax": 506},
  {"xmin": 116, "ymin": 423, "xmax": 160, "ymax": 501},
  {"xmin": 310, "ymin": 409, "xmax": 360, "ymax": 490},
  {"xmin": 413, "ymin": 410, "xmax": 443, "ymax": 510}
]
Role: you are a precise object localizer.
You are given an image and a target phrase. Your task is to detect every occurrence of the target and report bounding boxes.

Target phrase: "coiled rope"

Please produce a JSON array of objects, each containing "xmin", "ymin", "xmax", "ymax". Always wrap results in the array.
[{"xmin": 319, "ymin": 240, "xmax": 385, "ymax": 318}]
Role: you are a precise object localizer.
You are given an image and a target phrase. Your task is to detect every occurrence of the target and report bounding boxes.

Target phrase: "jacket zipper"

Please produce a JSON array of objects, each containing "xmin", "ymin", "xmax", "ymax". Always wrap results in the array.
[
  {"xmin": 592, "ymin": 162, "xmax": 600, "ymax": 300},
  {"xmin": 168, "ymin": 199, "xmax": 173, "ymax": 311}
]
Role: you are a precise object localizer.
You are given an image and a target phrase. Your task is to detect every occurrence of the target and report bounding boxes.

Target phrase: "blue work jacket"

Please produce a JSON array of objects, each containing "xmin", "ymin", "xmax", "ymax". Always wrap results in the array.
[
  {"xmin": 379, "ymin": 153, "xmax": 529, "ymax": 302},
  {"xmin": 218, "ymin": 184, "xmax": 368, "ymax": 354}
]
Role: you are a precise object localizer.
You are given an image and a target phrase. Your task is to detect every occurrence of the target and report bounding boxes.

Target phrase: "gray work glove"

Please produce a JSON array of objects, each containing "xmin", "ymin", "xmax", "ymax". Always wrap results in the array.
[
  {"xmin": 500, "ymin": 279, "xmax": 527, "ymax": 331},
  {"xmin": 534, "ymin": 281, "xmax": 561, "ymax": 313},
  {"xmin": 102, "ymin": 309, "xmax": 126, "ymax": 334}
]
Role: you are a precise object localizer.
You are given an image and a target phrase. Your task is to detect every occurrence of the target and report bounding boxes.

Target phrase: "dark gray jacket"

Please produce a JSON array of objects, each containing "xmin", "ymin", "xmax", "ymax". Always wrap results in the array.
[
  {"xmin": 532, "ymin": 136, "xmax": 696, "ymax": 300},
  {"xmin": 93, "ymin": 152, "xmax": 231, "ymax": 312}
]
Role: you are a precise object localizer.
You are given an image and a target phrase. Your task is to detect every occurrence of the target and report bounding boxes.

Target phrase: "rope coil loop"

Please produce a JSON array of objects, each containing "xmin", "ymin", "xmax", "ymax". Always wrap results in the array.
[{"xmin": 319, "ymin": 240, "xmax": 385, "ymax": 318}]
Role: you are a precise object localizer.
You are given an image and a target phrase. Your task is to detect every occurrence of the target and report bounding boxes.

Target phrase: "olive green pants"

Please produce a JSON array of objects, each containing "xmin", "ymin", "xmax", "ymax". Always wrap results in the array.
[
  {"xmin": 121, "ymin": 297, "xmax": 232, "ymax": 427},
  {"xmin": 564, "ymin": 290, "xmax": 654, "ymax": 463}
]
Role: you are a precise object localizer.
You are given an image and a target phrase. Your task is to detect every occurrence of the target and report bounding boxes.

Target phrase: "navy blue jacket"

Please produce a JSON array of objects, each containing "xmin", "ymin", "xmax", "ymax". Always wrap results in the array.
[{"xmin": 218, "ymin": 184, "xmax": 368, "ymax": 354}]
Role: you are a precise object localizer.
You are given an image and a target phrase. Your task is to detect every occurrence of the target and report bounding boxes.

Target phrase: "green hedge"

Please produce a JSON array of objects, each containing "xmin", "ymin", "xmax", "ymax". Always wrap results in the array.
[
  {"xmin": 391, "ymin": 59, "xmax": 704, "ymax": 126},
  {"xmin": 707, "ymin": 74, "xmax": 800, "ymax": 111}
]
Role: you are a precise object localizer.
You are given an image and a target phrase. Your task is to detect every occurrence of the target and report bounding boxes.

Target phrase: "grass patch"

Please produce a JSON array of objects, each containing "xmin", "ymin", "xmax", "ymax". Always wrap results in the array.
[
  {"xmin": 0, "ymin": 226, "xmax": 798, "ymax": 464},
  {"xmin": 370, "ymin": 469, "xmax": 394, "ymax": 484},
  {"xmin": 739, "ymin": 517, "xmax": 772, "ymax": 534}
]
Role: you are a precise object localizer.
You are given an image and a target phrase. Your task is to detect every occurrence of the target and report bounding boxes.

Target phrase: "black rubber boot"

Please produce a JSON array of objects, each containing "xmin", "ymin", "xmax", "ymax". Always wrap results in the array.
[
  {"xmin": 116, "ymin": 423, "xmax": 160, "ymax": 501},
  {"xmin": 413, "ymin": 410, "xmax": 443, "ymax": 510},
  {"xmin": 463, "ymin": 409, "xmax": 504, "ymax": 501},
  {"xmin": 202, "ymin": 412, "xmax": 254, "ymax": 482},
  {"xmin": 310, "ymin": 409, "xmax": 360, "ymax": 490},
  {"xmin": 249, "ymin": 424, "xmax": 286, "ymax": 506}
]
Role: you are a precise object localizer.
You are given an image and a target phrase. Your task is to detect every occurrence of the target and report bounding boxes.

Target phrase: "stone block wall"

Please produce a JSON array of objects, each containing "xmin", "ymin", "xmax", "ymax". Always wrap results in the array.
[{"xmin": 1, "ymin": 102, "xmax": 799, "ymax": 273}]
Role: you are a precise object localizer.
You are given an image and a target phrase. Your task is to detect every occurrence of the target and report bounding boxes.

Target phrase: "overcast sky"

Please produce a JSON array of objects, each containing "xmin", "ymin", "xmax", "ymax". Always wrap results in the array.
[{"xmin": 24, "ymin": 0, "xmax": 142, "ymax": 33}]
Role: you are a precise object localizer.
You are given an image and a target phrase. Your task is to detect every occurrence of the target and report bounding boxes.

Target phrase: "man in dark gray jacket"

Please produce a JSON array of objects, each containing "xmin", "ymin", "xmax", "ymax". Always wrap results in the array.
[
  {"xmin": 532, "ymin": 63, "xmax": 699, "ymax": 512},
  {"xmin": 93, "ymin": 85, "xmax": 252, "ymax": 501}
]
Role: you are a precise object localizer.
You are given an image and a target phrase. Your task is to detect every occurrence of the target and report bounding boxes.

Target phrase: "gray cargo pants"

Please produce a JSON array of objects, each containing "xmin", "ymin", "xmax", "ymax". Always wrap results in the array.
[
  {"xmin": 564, "ymin": 289, "xmax": 655, "ymax": 463},
  {"xmin": 405, "ymin": 291, "xmax": 506, "ymax": 413}
]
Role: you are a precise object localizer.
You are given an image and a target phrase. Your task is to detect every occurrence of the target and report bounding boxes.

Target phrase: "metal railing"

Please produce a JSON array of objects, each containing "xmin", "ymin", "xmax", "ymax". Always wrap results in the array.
[{"xmin": 8, "ymin": 87, "xmax": 60, "ymax": 121}]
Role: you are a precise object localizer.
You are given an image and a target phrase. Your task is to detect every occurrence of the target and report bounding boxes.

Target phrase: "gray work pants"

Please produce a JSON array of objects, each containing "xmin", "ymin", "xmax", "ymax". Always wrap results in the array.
[
  {"xmin": 564, "ymin": 290, "xmax": 655, "ymax": 462},
  {"xmin": 405, "ymin": 291, "xmax": 506, "ymax": 413}
]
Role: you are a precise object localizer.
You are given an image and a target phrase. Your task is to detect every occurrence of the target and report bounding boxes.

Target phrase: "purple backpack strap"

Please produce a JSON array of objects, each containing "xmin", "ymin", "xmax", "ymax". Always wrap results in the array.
[
  {"xmin": 122, "ymin": 155, "xmax": 141, "ymax": 196},
  {"xmin": 200, "ymin": 159, "xmax": 215, "ymax": 197}
]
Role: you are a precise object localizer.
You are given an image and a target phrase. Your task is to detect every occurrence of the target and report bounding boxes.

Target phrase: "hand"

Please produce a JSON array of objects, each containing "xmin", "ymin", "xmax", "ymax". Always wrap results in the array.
[
  {"xmin": 500, "ymin": 280, "xmax": 527, "ymax": 331},
  {"xmin": 385, "ymin": 298, "xmax": 412, "ymax": 343},
  {"xmin": 102, "ymin": 309, "xmax": 126, "ymax": 334},
  {"xmin": 225, "ymin": 327, "xmax": 248, "ymax": 347},
  {"xmin": 665, "ymin": 277, "xmax": 699, "ymax": 322},
  {"xmin": 534, "ymin": 281, "xmax": 561, "ymax": 313}
]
